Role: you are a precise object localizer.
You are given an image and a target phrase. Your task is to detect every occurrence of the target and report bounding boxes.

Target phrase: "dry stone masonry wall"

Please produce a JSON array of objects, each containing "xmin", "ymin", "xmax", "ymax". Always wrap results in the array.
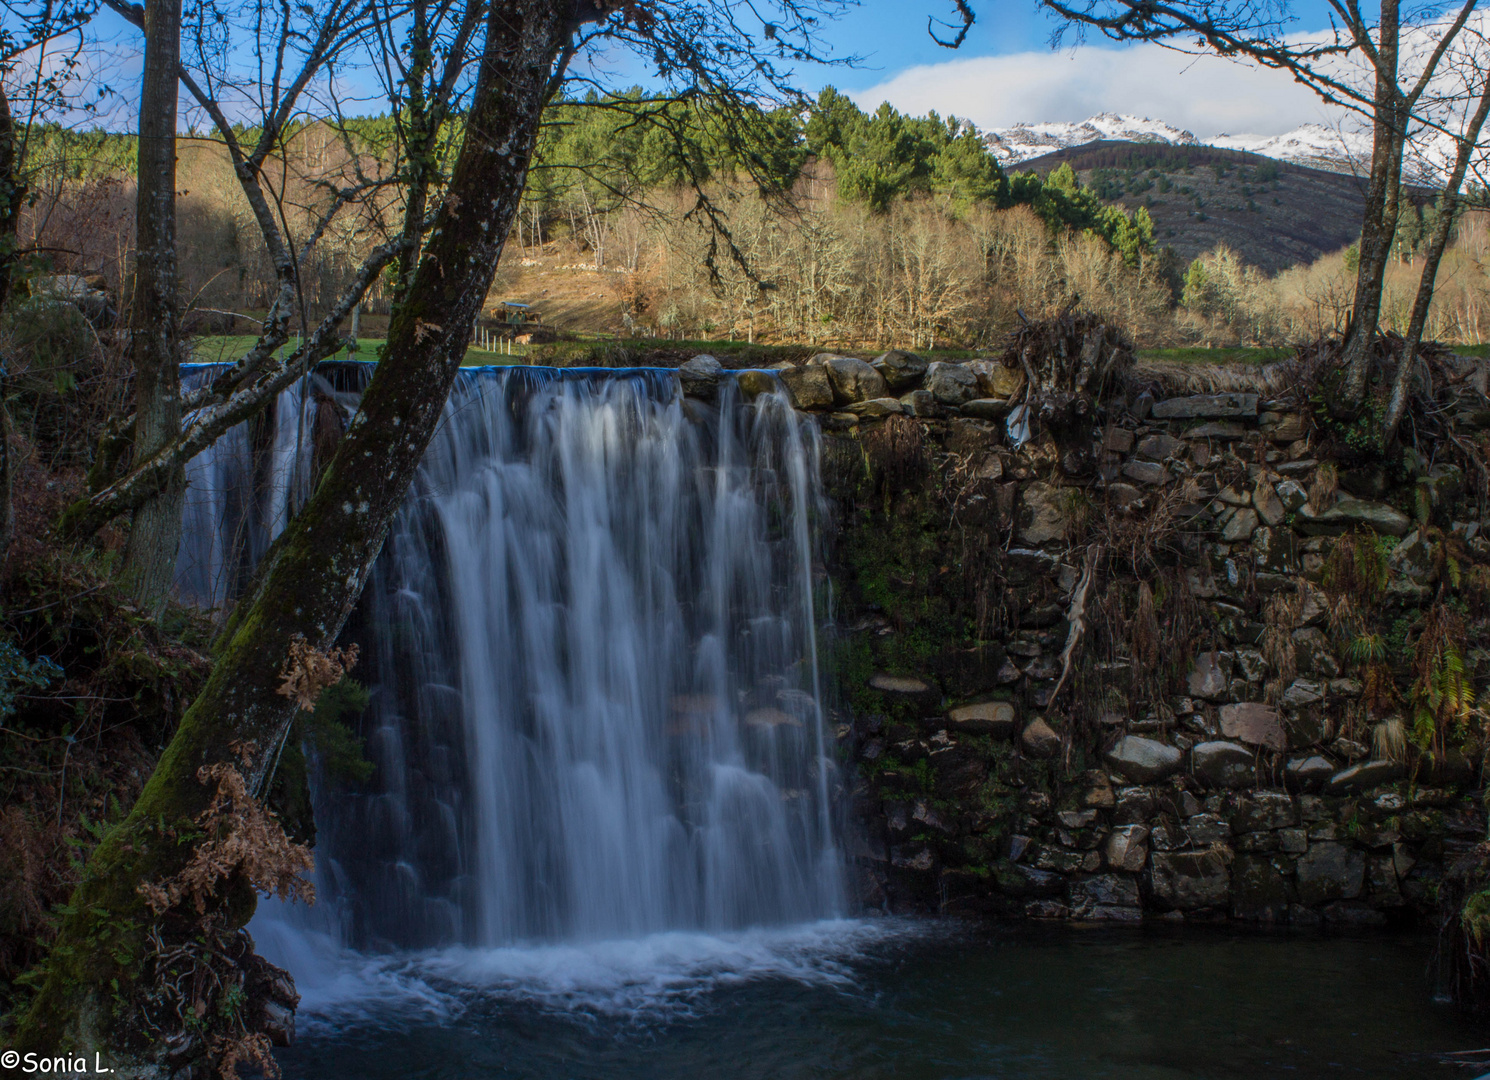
[{"xmin": 680, "ymin": 345, "xmax": 1490, "ymax": 926}]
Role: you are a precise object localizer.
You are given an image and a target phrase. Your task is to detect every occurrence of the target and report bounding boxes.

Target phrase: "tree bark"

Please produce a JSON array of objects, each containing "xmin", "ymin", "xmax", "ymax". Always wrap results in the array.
[
  {"xmin": 15, "ymin": 0, "xmax": 572, "ymax": 1066},
  {"xmin": 1382, "ymin": 75, "xmax": 1490, "ymax": 442},
  {"xmin": 1340, "ymin": 0, "xmax": 1404, "ymax": 410},
  {"xmin": 121, "ymin": 0, "xmax": 185, "ymax": 610},
  {"xmin": 0, "ymin": 87, "xmax": 23, "ymax": 575}
]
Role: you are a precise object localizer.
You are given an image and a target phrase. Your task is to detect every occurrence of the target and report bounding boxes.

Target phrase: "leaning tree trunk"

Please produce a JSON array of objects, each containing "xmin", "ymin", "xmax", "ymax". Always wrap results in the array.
[
  {"xmin": 1340, "ymin": 0, "xmax": 1404, "ymax": 411},
  {"xmin": 121, "ymin": 0, "xmax": 185, "ymax": 610},
  {"xmin": 16, "ymin": 1, "xmax": 572, "ymax": 1069}
]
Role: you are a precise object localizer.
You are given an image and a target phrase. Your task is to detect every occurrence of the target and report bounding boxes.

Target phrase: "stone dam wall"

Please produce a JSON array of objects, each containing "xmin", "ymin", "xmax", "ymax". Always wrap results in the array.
[{"xmin": 679, "ymin": 346, "xmax": 1490, "ymax": 926}]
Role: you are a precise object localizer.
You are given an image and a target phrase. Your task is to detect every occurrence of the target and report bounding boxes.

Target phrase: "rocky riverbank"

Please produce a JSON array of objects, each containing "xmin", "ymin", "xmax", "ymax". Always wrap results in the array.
[{"xmin": 680, "ymin": 339, "xmax": 1490, "ymax": 926}]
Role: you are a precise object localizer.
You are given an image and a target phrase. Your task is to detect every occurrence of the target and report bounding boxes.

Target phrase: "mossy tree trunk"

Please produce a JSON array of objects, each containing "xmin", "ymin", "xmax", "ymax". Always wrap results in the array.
[{"xmin": 16, "ymin": 1, "xmax": 574, "ymax": 1066}]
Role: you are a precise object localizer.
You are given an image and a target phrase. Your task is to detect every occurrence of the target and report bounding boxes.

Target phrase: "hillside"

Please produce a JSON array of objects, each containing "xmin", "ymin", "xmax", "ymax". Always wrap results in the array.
[{"xmin": 1018, "ymin": 140, "xmax": 1370, "ymax": 272}]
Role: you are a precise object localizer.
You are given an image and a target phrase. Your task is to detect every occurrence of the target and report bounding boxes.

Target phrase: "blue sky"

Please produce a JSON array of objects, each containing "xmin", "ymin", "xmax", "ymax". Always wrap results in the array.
[
  {"xmin": 802, "ymin": 0, "xmax": 1355, "ymax": 137},
  {"xmin": 64, "ymin": 0, "xmax": 1356, "ymax": 138}
]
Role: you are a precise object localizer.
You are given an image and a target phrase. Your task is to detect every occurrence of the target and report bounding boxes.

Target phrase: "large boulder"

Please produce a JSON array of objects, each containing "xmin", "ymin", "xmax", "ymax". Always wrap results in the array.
[
  {"xmin": 925, "ymin": 361, "xmax": 979, "ymax": 405},
  {"xmin": 968, "ymin": 358, "xmax": 1027, "ymax": 399},
  {"xmin": 1284, "ymin": 756, "xmax": 1335, "ymax": 791},
  {"xmin": 1191, "ymin": 741, "xmax": 1256, "ymax": 788},
  {"xmin": 1104, "ymin": 736, "xmax": 1182, "ymax": 783},
  {"xmin": 679, "ymin": 354, "xmax": 724, "ymax": 399},
  {"xmin": 871, "ymin": 349, "xmax": 928, "ymax": 391},
  {"xmin": 1295, "ymin": 841, "xmax": 1365, "ymax": 906},
  {"xmin": 734, "ymin": 369, "xmax": 778, "ymax": 400},
  {"xmin": 823, "ymin": 355, "xmax": 888, "ymax": 404},
  {"xmin": 778, "ymin": 364, "xmax": 833, "ymax": 409},
  {"xmin": 1149, "ymin": 851, "xmax": 1232, "ymax": 910}
]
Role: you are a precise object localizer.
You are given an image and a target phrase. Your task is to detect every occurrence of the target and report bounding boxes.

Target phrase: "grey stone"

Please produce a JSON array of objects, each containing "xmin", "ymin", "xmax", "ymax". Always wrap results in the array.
[
  {"xmin": 1105, "ymin": 825, "xmax": 1150, "ymax": 872},
  {"xmin": 1057, "ymin": 809, "xmax": 1099, "ymax": 828},
  {"xmin": 824, "ymin": 355, "xmax": 888, "ymax": 404},
  {"xmin": 1232, "ymin": 853, "xmax": 1290, "ymax": 921},
  {"xmin": 1324, "ymin": 759, "xmax": 1405, "ymax": 794},
  {"xmin": 1019, "ymin": 482, "xmax": 1070, "ymax": 545},
  {"xmin": 1188, "ymin": 651, "xmax": 1233, "ymax": 701},
  {"xmin": 1104, "ymin": 735, "xmax": 1183, "ymax": 783},
  {"xmin": 1296, "ymin": 497, "xmax": 1412, "ymax": 537},
  {"xmin": 1388, "ymin": 529, "xmax": 1435, "ymax": 584},
  {"xmin": 1115, "ymin": 787, "xmax": 1156, "ymax": 824},
  {"xmin": 1186, "ymin": 421, "xmax": 1248, "ymax": 439},
  {"xmin": 1152, "ymin": 392, "xmax": 1260, "ymax": 419},
  {"xmin": 1228, "ymin": 790, "xmax": 1296, "ymax": 831},
  {"xmin": 1123, "ymin": 459, "xmax": 1169, "ymax": 486},
  {"xmin": 779, "ymin": 364, "xmax": 833, "ymax": 409},
  {"xmin": 1192, "ymin": 741, "xmax": 1256, "ymax": 788},
  {"xmin": 1137, "ymin": 433, "xmax": 1184, "ymax": 461},
  {"xmin": 1285, "ymin": 756, "xmax": 1335, "ymax": 790},
  {"xmin": 1219, "ymin": 703, "xmax": 1286, "ymax": 751},
  {"xmin": 1295, "ymin": 841, "xmax": 1366, "ymax": 906},
  {"xmin": 968, "ymin": 358, "xmax": 1026, "ymax": 399},
  {"xmin": 1292, "ymin": 628, "xmax": 1340, "ymax": 677},
  {"xmin": 1276, "ymin": 479, "xmax": 1309, "ymax": 511},
  {"xmin": 1104, "ymin": 428, "xmax": 1135, "ymax": 453},
  {"xmin": 1253, "ymin": 481, "xmax": 1285, "ymax": 526},
  {"xmin": 1072, "ymin": 873, "xmax": 1141, "ymax": 912},
  {"xmin": 946, "ymin": 700, "xmax": 1017, "ymax": 738},
  {"xmin": 1021, "ymin": 718, "xmax": 1062, "ymax": 758},
  {"xmin": 1186, "ymin": 812, "xmax": 1231, "ymax": 846},
  {"xmin": 1234, "ymin": 648, "xmax": 1269, "ymax": 683},
  {"xmin": 898, "ymin": 389, "xmax": 939, "ymax": 417},
  {"xmin": 961, "ymin": 398, "xmax": 1014, "ymax": 422},
  {"xmin": 844, "ymin": 397, "xmax": 903, "ymax": 417},
  {"xmin": 869, "ymin": 673, "xmax": 930, "ymax": 694},
  {"xmin": 925, "ymin": 361, "xmax": 979, "ymax": 405},
  {"xmin": 1279, "ymin": 827, "xmax": 1309, "ymax": 853},
  {"xmin": 1252, "ymin": 526, "xmax": 1298, "ymax": 573},
  {"xmin": 1107, "ymin": 482, "xmax": 1144, "ymax": 509},
  {"xmin": 1149, "ymin": 850, "xmax": 1233, "ymax": 909},
  {"xmin": 870, "ymin": 349, "xmax": 928, "ymax": 392},
  {"xmin": 1221, "ymin": 508, "xmax": 1259, "ymax": 542},
  {"xmin": 679, "ymin": 354, "xmax": 725, "ymax": 399},
  {"xmin": 1280, "ymin": 679, "xmax": 1325, "ymax": 708}
]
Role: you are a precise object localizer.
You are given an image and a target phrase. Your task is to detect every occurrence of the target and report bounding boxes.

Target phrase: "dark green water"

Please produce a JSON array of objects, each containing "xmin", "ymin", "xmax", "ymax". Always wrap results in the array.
[{"xmin": 271, "ymin": 922, "xmax": 1487, "ymax": 1079}]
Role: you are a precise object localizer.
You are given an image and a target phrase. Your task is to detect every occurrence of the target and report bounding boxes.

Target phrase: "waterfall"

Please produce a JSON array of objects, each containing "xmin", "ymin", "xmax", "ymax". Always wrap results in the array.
[{"xmin": 177, "ymin": 364, "xmax": 843, "ymax": 957}]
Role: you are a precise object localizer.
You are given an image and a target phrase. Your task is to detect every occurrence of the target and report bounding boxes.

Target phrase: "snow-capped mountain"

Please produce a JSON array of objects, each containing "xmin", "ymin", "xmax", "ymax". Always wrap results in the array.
[
  {"xmin": 982, "ymin": 113, "xmax": 1200, "ymax": 166},
  {"xmin": 982, "ymin": 113, "xmax": 1372, "ymax": 176},
  {"xmin": 1213, "ymin": 125, "xmax": 1371, "ymax": 174}
]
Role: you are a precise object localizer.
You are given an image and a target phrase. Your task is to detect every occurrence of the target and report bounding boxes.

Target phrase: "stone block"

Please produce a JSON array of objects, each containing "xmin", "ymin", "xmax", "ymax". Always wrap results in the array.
[
  {"xmin": 1152, "ymin": 393, "xmax": 1260, "ymax": 419},
  {"xmin": 870, "ymin": 349, "xmax": 928, "ymax": 391},
  {"xmin": 1105, "ymin": 826, "xmax": 1150, "ymax": 872},
  {"xmin": 1149, "ymin": 850, "xmax": 1233, "ymax": 909},
  {"xmin": 1295, "ymin": 841, "xmax": 1366, "ymax": 906},
  {"xmin": 779, "ymin": 363, "xmax": 833, "ymax": 409},
  {"xmin": 1219, "ymin": 703, "xmax": 1286, "ymax": 751},
  {"xmin": 925, "ymin": 361, "xmax": 979, "ymax": 405}
]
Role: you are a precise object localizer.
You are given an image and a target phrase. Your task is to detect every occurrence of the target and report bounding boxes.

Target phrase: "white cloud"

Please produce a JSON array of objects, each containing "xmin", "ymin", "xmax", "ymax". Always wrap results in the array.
[{"xmin": 847, "ymin": 42, "xmax": 1349, "ymax": 139}]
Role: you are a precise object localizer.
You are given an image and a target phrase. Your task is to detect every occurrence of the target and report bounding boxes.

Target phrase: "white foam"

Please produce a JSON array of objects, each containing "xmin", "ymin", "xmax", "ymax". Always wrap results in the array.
[{"xmin": 253, "ymin": 916, "xmax": 916, "ymax": 1028}]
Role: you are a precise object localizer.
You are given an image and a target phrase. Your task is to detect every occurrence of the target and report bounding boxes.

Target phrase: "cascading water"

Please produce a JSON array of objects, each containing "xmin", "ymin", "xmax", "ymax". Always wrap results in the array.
[{"xmin": 176, "ymin": 364, "xmax": 846, "ymax": 993}]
